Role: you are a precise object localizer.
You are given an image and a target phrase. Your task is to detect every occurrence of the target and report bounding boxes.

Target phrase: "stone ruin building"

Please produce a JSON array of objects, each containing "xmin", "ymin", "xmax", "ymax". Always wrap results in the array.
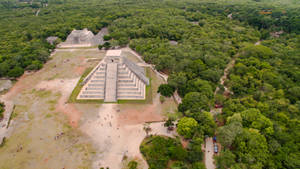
[
  {"xmin": 77, "ymin": 50, "xmax": 149, "ymax": 102},
  {"xmin": 59, "ymin": 28, "xmax": 108, "ymax": 48}
]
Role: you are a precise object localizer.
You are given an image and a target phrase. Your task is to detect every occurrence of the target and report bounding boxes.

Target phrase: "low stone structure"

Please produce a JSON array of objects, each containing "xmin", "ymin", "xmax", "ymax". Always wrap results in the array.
[
  {"xmin": 46, "ymin": 36, "xmax": 58, "ymax": 45},
  {"xmin": 77, "ymin": 50, "xmax": 149, "ymax": 102}
]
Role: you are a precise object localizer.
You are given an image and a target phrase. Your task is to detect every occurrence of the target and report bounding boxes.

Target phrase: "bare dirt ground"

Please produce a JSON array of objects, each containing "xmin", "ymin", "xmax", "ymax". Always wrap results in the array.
[
  {"xmin": 35, "ymin": 78, "xmax": 82, "ymax": 128},
  {"xmin": 81, "ymin": 103, "xmax": 177, "ymax": 169},
  {"xmin": 118, "ymin": 95, "xmax": 165, "ymax": 125},
  {"xmin": 0, "ymin": 48, "xmax": 178, "ymax": 169},
  {"xmin": 0, "ymin": 49, "xmax": 104, "ymax": 169}
]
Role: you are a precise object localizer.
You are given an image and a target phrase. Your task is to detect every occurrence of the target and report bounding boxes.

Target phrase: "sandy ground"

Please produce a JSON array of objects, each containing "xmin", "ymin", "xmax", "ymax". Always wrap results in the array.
[
  {"xmin": 0, "ymin": 49, "xmax": 104, "ymax": 169},
  {"xmin": 81, "ymin": 103, "xmax": 176, "ymax": 169},
  {"xmin": 118, "ymin": 95, "xmax": 165, "ymax": 125},
  {"xmin": 35, "ymin": 78, "xmax": 82, "ymax": 128}
]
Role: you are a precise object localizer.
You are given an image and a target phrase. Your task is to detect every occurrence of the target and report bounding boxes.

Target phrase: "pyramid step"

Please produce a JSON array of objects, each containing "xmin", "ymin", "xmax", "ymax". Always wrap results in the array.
[
  {"xmin": 90, "ymin": 80, "xmax": 105, "ymax": 83},
  {"xmin": 79, "ymin": 95, "xmax": 104, "ymax": 99},
  {"xmin": 82, "ymin": 91, "xmax": 104, "ymax": 95},
  {"xmin": 85, "ymin": 87, "xmax": 104, "ymax": 90},
  {"xmin": 88, "ymin": 84, "xmax": 104, "ymax": 87},
  {"xmin": 95, "ymin": 72, "xmax": 105, "ymax": 74},
  {"xmin": 117, "ymin": 91, "xmax": 142, "ymax": 95},
  {"xmin": 118, "ymin": 87, "xmax": 139, "ymax": 91},
  {"xmin": 94, "ymin": 75, "xmax": 105, "ymax": 78},
  {"xmin": 117, "ymin": 95, "xmax": 145, "ymax": 99}
]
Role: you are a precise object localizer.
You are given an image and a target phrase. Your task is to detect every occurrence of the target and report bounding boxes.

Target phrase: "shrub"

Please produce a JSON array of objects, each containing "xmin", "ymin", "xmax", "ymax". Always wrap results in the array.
[
  {"xmin": 103, "ymin": 34, "xmax": 112, "ymax": 41},
  {"xmin": 159, "ymin": 95, "xmax": 165, "ymax": 103},
  {"xmin": 7, "ymin": 66, "xmax": 24, "ymax": 78},
  {"xmin": 158, "ymin": 84, "xmax": 175, "ymax": 97},
  {"xmin": 0, "ymin": 102, "xmax": 5, "ymax": 119},
  {"xmin": 177, "ymin": 117, "xmax": 198, "ymax": 139},
  {"xmin": 27, "ymin": 60, "xmax": 43, "ymax": 70},
  {"xmin": 103, "ymin": 42, "xmax": 111, "ymax": 49},
  {"xmin": 140, "ymin": 136, "xmax": 186, "ymax": 169},
  {"xmin": 128, "ymin": 160, "xmax": 138, "ymax": 169}
]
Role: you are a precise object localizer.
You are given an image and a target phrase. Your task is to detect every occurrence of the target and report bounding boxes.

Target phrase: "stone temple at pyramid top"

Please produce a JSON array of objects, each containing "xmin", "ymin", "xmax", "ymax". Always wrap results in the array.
[
  {"xmin": 58, "ymin": 28, "xmax": 108, "ymax": 48},
  {"xmin": 77, "ymin": 50, "xmax": 149, "ymax": 102}
]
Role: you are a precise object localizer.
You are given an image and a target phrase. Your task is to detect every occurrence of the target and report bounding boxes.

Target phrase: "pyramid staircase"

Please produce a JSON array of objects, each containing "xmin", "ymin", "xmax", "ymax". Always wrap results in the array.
[{"xmin": 77, "ymin": 62, "xmax": 146, "ymax": 102}]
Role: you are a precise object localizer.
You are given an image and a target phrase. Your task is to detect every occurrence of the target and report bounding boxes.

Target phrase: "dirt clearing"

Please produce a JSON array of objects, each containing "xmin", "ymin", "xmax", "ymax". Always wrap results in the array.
[{"xmin": 0, "ymin": 49, "xmax": 104, "ymax": 169}]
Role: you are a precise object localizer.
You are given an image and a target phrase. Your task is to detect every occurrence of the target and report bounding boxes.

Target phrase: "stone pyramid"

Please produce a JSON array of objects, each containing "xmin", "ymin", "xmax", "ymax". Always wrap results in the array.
[
  {"xmin": 77, "ymin": 50, "xmax": 149, "ymax": 102},
  {"xmin": 59, "ymin": 28, "xmax": 108, "ymax": 48}
]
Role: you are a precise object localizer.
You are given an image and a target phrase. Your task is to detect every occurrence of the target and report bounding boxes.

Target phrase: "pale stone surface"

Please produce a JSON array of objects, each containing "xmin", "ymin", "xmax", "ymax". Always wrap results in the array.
[
  {"xmin": 106, "ymin": 50, "xmax": 122, "ymax": 57},
  {"xmin": 104, "ymin": 63, "xmax": 118, "ymax": 102},
  {"xmin": 0, "ymin": 80, "xmax": 12, "ymax": 93}
]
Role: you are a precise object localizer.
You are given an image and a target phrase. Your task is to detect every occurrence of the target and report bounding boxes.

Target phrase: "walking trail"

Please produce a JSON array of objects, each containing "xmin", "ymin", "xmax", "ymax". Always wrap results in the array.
[
  {"xmin": 205, "ymin": 51, "xmax": 238, "ymax": 169},
  {"xmin": 205, "ymin": 40, "xmax": 261, "ymax": 169}
]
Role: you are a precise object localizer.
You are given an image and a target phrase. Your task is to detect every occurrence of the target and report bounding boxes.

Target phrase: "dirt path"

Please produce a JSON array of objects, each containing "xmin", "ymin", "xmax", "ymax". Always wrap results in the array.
[
  {"xmin": 173, "ymin": 90, "xmax": 182, "ymax": 104},
  {"xmin": 213, "ymin": 56, "xmax": 237, "ymax": 97},
  {"xmin": 205, "ymin": 51, "xmax": 239, "ymax": 169},
  {"xmin": 205, "ymin": 137, "xmax": 215, "ymax": 169},
  {"xmin": 205, "ymin": 54, "xmax": 238, "ymax": 169},
  {"xmin": 205, "ymin": 40, "xmax": 262, "ymax": 169}
]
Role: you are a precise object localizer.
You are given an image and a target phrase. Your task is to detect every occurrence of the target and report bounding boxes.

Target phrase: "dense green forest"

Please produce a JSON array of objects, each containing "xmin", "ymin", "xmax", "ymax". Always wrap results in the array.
[
  {"xmin": 0, "ymin": 0, "xmax": 299, "ymax": 168},
  {"xmin": 215, "ymin": 35, "xmax": 300, "ymax": 169}
]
